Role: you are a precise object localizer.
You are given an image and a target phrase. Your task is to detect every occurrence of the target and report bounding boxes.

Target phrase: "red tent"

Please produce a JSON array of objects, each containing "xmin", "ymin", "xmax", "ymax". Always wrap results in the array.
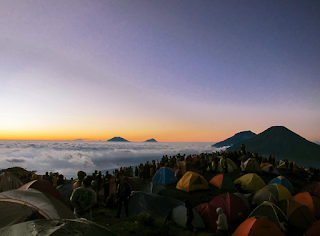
[
  {"xmin": 19, "ymin": 179, "xmax": 67, "ymax": 206},
  {"xmin": 209, "ymin": 192, "xmax": 250, "ymax": 223},
  {"xmin": 194, "ymin": 203, "xmax": 218, "ymax": 229},
  {"xmin": 305, "ymin": 219, "xmax": 320, "ymax": 236},
  {"xmin": 302, "ymin": 182, "xmax": 320, "ymax": 199}
]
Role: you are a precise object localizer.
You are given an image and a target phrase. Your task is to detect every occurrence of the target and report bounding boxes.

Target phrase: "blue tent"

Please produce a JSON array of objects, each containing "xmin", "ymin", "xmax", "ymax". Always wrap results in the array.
[
  {"xmin": 268, "ymin": 176, "xmax": 295, "ymax": 194},
  {"xmin": 152, "ymin": 167, "xmax": 177, "ymax": 185}
]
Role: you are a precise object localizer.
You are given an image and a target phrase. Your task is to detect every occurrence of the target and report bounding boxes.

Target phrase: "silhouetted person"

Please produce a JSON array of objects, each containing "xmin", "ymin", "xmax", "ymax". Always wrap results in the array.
[
  {"xmin": 115, "ymin": 176, "xmax": 131, "ymax": 218},
  {"xmin": 184, "ymin": 200, "xmax": 195, "ymax": 232}
]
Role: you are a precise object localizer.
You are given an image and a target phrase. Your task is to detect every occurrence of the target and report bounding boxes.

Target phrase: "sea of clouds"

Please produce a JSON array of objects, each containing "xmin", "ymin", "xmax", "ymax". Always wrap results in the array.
[{"xmin": 0, "ymin": 141, "xmax": 225, "ymax": 178}]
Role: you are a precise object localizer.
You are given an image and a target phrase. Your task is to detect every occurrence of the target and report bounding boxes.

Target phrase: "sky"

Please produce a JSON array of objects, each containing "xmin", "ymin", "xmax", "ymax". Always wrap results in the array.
[{"xmin": 1, "ymin": 1, "xmax": 320, "ymax": 142}]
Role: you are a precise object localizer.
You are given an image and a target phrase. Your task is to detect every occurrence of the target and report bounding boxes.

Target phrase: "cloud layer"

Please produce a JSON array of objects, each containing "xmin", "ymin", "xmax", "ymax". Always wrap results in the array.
[{"xmin": 0, "ymin": 141, "xmax": 217, "ymax": 178}]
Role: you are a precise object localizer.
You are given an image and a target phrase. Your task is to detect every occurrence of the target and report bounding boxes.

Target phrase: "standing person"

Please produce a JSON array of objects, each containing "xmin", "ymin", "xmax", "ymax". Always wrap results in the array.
[
  {"xmin": 73, "ymin": 171, "xmax": 87, "ymax": 191},
  {"xmin": 220, "ymin": 156, "xmax": 226, "ymax": 174},
  {"xmin": 184, "ymin": 200, "xmax": 195, "ymax": 232},
  {"xmin": 102, "ymin": 173, "xmax": 110, "ymax": 204},
  {"xmin": 216, "ymin": 207, "xmax": 228, "ymax": 236},
  {"xmin": 70, "ymin": 176, "xmax": 97, "ymax": 221},
  {"xmin": 115, "ymin": 176, "xmax": 131, "ymax": 218}
]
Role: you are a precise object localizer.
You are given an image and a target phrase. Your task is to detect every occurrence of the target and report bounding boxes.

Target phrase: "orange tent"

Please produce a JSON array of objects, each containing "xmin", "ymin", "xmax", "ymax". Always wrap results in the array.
[
  {"xmin": 277, "ymin": 199, "xmax": 316, "ymax": 230},
  {"xmin": 209, "ymin": 174, "xmax": 235, "ymax": 191},
  {"xmin": 232, "ymin": 216, "xmax": 285, "ymax": 236},
  {"xmin": 260, "ymin": 162, "xmax": 270, "ymax": 168},
  {"xmin": 293, "ymin": 192, "xmax": 320, "ymax": 218}
]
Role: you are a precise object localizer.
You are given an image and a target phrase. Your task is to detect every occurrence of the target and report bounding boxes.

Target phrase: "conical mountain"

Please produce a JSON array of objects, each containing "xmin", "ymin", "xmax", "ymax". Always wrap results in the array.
[
  {"xmin": 212, "ymin": 131, "xmax": 257, "ymax": 148},
  {"xmin": 227, "ymin": 126, "xmax": 320, "ymax": 167}
]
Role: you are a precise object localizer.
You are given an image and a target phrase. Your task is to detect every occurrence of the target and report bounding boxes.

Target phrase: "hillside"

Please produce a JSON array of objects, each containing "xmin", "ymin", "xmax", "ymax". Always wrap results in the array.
[
  {"xmin": 212, "ymin": 131, "xmax": 256, "ymax": 148},
  {"xmin": 227, "ymin": 126, "xmax": 320, "ymax": 167}
]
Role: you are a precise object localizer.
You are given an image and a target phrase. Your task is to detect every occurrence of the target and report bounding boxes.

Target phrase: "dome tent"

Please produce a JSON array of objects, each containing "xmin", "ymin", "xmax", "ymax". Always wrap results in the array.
[
  {"xmin": 152, "ymin": 167, "xmax": 177, "ymax": 185},
  {"xmin": 176, "ymin": 171, "xmax": 209, "ymax": 193},
  {"xmin": 232, "ymin": 216, "xmax": 285, "ymax": 236},
  {"xmin": 234, "ymin": 173, "xmax": 266, "ymax": 193},
  {"xmin": 0, "ymin": 188, "xmax": 75, "ymax": 229}
]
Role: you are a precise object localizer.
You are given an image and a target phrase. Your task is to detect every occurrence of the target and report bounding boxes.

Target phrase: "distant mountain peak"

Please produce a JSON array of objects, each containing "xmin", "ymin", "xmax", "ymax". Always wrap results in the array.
[
  {"xmin": 145, "ymin": 138, "xmax": 157, "ymax": 142},
  {"xmin": 107, "ymin": 137, "xmax": 129, "ymax": 142}
]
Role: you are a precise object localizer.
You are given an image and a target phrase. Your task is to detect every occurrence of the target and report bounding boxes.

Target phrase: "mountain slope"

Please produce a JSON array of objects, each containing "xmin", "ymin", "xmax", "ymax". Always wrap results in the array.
[
  {"xmin": 212, "ymin": 131, "xmax": 257, "ymax": 148},
  {"xmin": 227, "ymin": 126, "xmax": 320, "ymax": 167}
]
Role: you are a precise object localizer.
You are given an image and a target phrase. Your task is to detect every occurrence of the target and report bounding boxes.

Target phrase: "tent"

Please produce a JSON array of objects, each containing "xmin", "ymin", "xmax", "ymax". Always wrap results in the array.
[
  {"xmin": 211, "ymin": 159, "xmax": 235, "ymax": 173},
  {"xmin": 269, "ymin": 176, "xmax": 295, "ymax": 195},
  {"xmin": 302, "ymin": 181, "xmax": 320, "ymax": 198},
  {"xmin": 194, "ymin": 203, "xmax": 218, "ymax": 229},
  {"xmin": 0, "ymin": 172, "xmax": 23, "ymax": 192},
  {"xmin": 304, "ymin": 219, "xmax": 320, "ymax": 236},
  {"xmin": 140, "ymin": 182, "xmax": 172, "ymax": 198},
  {"xmin": 0, "ymin": 188, "xmax": 75, "ymax": 229},
  {"xmin": 170, "ymin": 205, "xmax": 206, "ymax": 229},
  {"xmin": 232, "ymin": 216, "xmax": 286, "ymax": 236},
  {"xmin": 293, "ymin": 192, "xmax": 320, "ymax": 217},
  {"xmin": 209, "ymin": 174, "xmax": 235, "ymax": 191},
  {"xmin": 152, "ymin": 167, "xmax": 177, "ymax": 185},
  {"xmin": 261, "ymin": 163, "xmax": 274, "ymax": 173},
  {"xmin": 234, "ymin": 173, "xmax": 266, "ymax": 193},
  {"xmin": 176, "ymin": 171, "xmax": 209, "ymax": 193},
  {"xmin": 234, "ymin": 192, "xmax": 251, "ymax": 211},
  {"xmin": 0, "ymin": 218, "xmax": 117, "ymax": 236},
  {"xmin": 277, "ymin": 199, "xmax": 316, "ymax": 230},
  {"xmin": 252, "ymin": 183, "xmax": 292, "ymax": 205},
  {"xmin": 20, "ymin": 179, "xmax": 67, "ymax": 206},
  {"xmin": 128, "ymin": 191, "xmax": 183, "ymax": 220},
  {"xmin": 209, "ymin": 192, "xmax": 250, "ymax": 223},
  {"xmin": 242, "ymin": 158, "xmax": 262, "ymax": 173},
  {"xmin": 108, "ymin": 176, "xmax": 144, "ymax": 197},
  {"xmin": 248, "ymin": 201, "xmax": 288, "ymax": 230},
  {"xmin": 57, "ymin": 181, "xmax": 75, "ymax": 208},
  {"xmin": 174, "ymin": 161, "xmax": 198, "ymax": 175}
]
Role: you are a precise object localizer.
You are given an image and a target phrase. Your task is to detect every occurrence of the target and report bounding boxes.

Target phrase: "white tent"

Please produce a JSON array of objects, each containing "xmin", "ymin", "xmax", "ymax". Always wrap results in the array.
[{"xmin": 0, "ymin": 188, "xmax": 75, "ymax": 229}]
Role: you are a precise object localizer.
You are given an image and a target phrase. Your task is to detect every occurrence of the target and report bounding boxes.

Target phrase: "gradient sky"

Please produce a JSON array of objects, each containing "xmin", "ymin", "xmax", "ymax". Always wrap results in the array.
[{"xmin": 1, "ymin": 1, "xmax": 320, "ymax": 142}]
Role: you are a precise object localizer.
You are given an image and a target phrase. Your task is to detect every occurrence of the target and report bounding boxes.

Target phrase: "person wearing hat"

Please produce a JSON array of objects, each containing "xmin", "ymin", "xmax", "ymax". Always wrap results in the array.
[{"xmin": 70, "ymin": 175, "xmax": 97, "ymax": 221}]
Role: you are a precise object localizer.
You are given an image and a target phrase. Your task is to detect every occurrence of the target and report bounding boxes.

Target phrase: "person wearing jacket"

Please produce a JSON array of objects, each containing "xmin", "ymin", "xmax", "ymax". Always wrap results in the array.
[{"xmin": 216, "ymin": 207, "xmax": 228, "ymax": 236}]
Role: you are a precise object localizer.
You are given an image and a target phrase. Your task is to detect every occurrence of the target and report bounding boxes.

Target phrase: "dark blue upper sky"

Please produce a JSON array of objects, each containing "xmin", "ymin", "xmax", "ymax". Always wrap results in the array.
[{"xmin": 1, "ymin": 1, "xmax": 319, "ymax": 141}]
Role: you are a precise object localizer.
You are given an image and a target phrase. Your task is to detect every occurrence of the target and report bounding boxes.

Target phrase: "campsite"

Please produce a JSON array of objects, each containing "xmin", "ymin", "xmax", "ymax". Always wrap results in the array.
[{"xmin": 0, "ymin": 150, "xmax": 319, "ymax": 236}]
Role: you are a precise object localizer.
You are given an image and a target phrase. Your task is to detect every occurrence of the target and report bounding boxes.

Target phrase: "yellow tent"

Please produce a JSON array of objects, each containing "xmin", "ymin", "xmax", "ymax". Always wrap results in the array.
[
  {"xmin": 211, "ymin": 158, "xmax": 235, "ymax": 173},
  {"xmin": 234, "ymin": 173, "xmax": 266, "ymax": 193},
  {"xmin": 176, "ymin": 171, "xmax": 209, "ymax": 193}
]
